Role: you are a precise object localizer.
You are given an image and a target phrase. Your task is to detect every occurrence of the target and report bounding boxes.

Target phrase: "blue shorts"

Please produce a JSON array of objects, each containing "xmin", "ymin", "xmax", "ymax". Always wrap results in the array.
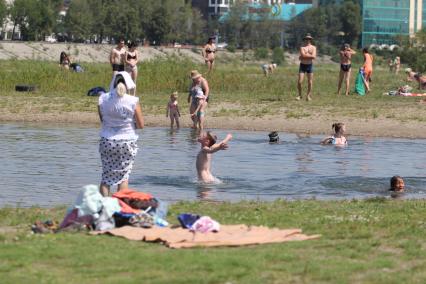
[{"xmin": 299, "ymin": 63, "xmax": 313, "ymax": 74}]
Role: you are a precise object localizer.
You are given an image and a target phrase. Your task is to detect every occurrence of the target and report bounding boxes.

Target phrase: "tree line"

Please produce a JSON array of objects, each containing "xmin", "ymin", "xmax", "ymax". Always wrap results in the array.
[{"xmin": 0, "ymin": 0, "xmax": 206, "ymax": 44}]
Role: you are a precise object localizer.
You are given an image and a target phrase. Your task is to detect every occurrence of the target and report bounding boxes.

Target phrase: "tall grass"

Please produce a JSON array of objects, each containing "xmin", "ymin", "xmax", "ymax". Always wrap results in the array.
[{"xmin": 0, "ymin": 58, "xmax": 425, "ymax": 121}]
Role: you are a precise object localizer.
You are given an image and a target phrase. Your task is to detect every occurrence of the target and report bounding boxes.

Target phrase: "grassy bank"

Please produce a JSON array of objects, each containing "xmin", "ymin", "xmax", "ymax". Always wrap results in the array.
[
  {"xmin": 1, "ymin": 59, "xmax": 425, "ymax": 123},
  {"xmin": 1, "ymin": 199, "xmax": 426, "ymax": 283}
]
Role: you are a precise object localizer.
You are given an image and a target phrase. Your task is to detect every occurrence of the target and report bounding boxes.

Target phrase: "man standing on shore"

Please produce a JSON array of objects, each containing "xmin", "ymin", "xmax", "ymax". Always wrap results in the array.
[
  {"xmin": 110, "ymin": 38, "xmax": 126, "ymax": 76},
  {"xmin": 297, "ymin": 33, "xmax": 316, "ymax": 101}
]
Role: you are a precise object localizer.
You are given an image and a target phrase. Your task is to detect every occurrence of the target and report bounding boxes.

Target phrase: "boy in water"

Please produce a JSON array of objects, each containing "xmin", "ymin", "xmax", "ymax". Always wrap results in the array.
[
  {"xmin": 196, "ymin": 131, "xmax": 232, "ymax": 183},
  {"xmin": 389, "ymin": 176, "xmax": 405, "ymax": 192}
]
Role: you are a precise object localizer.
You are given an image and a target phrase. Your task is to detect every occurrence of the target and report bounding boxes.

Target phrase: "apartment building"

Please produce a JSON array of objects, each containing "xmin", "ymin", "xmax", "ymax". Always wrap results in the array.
[
  {"xmin": 362, "ymin": 0, "xmax": 426, "ymax": 46},
  {"xmin": 192, "ymin": 0, "xmax": 311, "ymax": 19}
]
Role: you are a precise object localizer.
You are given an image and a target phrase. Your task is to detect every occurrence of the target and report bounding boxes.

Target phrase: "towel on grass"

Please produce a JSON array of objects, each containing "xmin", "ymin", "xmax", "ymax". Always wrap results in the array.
[{"xmin": 91, "ymin": 225, "xmax": 320, "ymax": 249}]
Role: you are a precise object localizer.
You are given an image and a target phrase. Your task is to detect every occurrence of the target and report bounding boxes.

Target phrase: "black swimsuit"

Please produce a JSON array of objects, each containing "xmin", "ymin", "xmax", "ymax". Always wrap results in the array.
[{"xmin": 340, "ymin": 64, "xmax": 351, "ymax": 72}]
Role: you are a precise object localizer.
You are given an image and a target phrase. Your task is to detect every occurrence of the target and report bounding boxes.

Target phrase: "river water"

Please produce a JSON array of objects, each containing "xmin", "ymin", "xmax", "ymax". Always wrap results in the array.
[{"xmin": 1, "ymin": 123, "xmax": 426, "ymax": 207}]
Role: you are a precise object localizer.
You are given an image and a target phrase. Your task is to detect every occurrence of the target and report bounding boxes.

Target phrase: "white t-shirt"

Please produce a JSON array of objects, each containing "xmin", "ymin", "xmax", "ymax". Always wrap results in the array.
[{"xmin": 98, "ymin": 91, "xmax": 139, "ymax": 140}]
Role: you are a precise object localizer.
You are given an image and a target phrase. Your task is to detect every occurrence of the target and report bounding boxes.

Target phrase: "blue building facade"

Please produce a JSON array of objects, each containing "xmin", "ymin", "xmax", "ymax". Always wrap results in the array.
[{"xmin": 362, "ymin": 0, "xmax": 426, "ymax": 46}]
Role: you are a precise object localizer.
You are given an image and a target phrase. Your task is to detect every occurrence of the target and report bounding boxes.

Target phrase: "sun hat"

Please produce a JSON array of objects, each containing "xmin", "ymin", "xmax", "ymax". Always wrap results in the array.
[
  {"xmin": 304, "ymin": 33, "xmax": 313, "ymax": 40},
  {"xmin": 191, "ymin": 70, "xmax": 202, "ymax": 79}
]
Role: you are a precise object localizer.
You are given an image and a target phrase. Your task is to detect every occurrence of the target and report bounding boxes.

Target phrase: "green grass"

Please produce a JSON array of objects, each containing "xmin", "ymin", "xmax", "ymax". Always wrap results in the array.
[
  {"xmin": 1, "ymin": 59, "xmax": 425, "ymax": 122},
  {"xmin": 1, "ymin": 199, "xmax": 426, "ymax": 283}
]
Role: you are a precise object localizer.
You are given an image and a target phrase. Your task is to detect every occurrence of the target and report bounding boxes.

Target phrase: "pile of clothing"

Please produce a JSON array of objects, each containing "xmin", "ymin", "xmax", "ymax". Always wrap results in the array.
[
  {"xmin": 385, "ymin": 85, "xmax": 426, "ymax": 97},
  {"xmin": 32, "ymin": 185, "xmax": 168, "ymax": 234}
]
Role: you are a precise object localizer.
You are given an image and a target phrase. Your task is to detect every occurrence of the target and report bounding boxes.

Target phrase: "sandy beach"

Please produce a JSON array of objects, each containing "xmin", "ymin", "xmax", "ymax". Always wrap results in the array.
[{"xmin": 2, "ymin": 107, "xmax": 426, "ymax": 139}]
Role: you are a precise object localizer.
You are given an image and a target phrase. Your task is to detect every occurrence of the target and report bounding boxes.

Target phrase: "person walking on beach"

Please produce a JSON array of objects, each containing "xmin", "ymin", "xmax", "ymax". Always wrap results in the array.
[
  {"xmin": 110, "ymin": 38, "xmax": 126, "ymax": 76},
  {"xmin": 196, "ymin": 131, "xmax": 232, "ymax": 183},
  {"xmin": 202, "ymin": 36, "xmax": 217, "ymax": 74},
  {"xmin": 166, "ymin": 91, "xmax": 181, "ymax": 129},
  {"xmin": 188, "ymin": 70, "xmax": 210, "ymax": 129},
  {"xmin": 297, "ymin": 33, "xmax": 317, "ymax": 101},
  {"xmin": 125, "ymin": 41, "xmax": 139, "ymax": 94},
  {"xmin": 362, "ymin": 47, "xmax": 373, "ymax": 92},
  {"xmin": 98, "ymin": 73, "xmax": 144, "ymax": 196},
  {"xmin": 337, "ymin": 43, "xmax": 356, "ymax": 96}
]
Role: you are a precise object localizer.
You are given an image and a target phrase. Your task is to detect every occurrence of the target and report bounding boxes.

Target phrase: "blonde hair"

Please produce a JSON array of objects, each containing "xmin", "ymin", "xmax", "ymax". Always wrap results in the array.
[
  {"xmin": 171, "ymin": 91, "xmax": 178, "ymax": 99},
  {"xmin": 116, "ymin": 82, "xmax": 127, "ymax": 97}
]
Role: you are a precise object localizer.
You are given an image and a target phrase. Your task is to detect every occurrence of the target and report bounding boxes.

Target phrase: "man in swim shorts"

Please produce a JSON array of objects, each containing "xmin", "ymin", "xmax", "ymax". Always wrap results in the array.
[
  {"xmin": 110, "ymin": 38, "xmax": 126, "ymax": 76},
  {"xmin": 297, "ymin": 33, "xmax": 317, "ymax": 101}
]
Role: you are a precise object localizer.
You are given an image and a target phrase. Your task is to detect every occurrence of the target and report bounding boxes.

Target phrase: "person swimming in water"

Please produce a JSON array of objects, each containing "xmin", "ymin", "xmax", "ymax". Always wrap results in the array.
[
  {"xmin": 196, "ymin": 131, "xmax": 232, "ymax": 183},
  {"xmin": 321, "ymin": 123, "xmax": 347, "ymax": 145},
  {"xmin": 389, "ymin": 175, "xmax": 405, "ymax": 193}
]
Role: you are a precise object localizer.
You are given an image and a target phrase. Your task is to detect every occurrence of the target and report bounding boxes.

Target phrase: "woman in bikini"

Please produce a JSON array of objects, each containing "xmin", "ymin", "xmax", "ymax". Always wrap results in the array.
[
  {"xmin": 337, "ymin": 43, "xmax": 356, "ymax": 96},
  {"xmin": 125, "ymin": 41, "xmax": 139, "ymax": 95},
  {"xmin": 203, "ymin": 37, "xmax": 216, "ymax": 74}
]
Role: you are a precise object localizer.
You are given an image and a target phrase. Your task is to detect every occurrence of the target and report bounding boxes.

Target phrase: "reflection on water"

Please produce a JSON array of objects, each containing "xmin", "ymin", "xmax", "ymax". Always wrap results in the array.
[{"xmin": 1, "ymin": 123, "xmax": 426, "ymax": 207}]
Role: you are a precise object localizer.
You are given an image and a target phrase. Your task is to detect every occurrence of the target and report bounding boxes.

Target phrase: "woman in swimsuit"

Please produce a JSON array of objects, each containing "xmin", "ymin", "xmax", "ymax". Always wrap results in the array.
[
  {"xmin": 125, "ymin": 41, "xmax": 139, "ymax": 95},
  {"xmin": 203, "ymin": 37, "xmax": 216, "ymax": 74},
  {"xmin": 59, "ymin": 52, "xmax": 71, "ymax": 70},
  {"xmin": 337, "ymin": 44, "xmax": 356, "ymax": 96},
  {"xmin": 321, "ymin": 122, "xmax": 347, "ymax": 146},
  {"xmin": 188, "ymin": 70, "xmax": 210, "ymax": 129}
]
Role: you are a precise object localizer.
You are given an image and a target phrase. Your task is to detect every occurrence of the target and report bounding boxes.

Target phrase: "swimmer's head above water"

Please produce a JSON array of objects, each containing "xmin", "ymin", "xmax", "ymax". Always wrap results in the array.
[
  {"xmin": 268, "ymin": 131, "xmax": 279, "ymax": 143},
  {"xmin": 389, "ymin": 175, "xmax": 405, "ymax": 192}
]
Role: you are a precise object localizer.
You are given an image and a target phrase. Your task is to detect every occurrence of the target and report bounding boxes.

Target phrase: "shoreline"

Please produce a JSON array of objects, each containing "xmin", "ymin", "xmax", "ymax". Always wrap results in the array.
[{"xmin": 2, "ymin": 111, "xmax": 426, "ymax": 139}]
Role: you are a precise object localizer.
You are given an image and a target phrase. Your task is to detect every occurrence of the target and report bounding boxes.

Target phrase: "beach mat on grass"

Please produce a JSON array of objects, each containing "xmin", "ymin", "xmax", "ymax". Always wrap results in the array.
[{"xmin": 91, "ymin": 225, "xmax": 320, "ymax": 249}]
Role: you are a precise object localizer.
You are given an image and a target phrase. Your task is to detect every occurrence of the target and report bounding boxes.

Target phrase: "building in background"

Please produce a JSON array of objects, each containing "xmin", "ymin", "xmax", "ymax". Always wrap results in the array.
[
  {"xmin": 1, "ymin": 0, "xmax": 20, "ymax": 40},
  {"xmin": 192, "ymin": 0, "xmax": 312, "ymax": 19},
  {"xmin": 362, "ymin": 0, "xmax": 426, "ymax": 47}
]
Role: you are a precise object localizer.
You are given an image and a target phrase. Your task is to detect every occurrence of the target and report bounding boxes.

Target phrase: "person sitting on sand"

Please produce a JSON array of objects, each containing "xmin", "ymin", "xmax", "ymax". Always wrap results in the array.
[
  {"xmin": 389, "ymin": 175, "xmax": 404, "ymax": 192},
  {"xmin": 262, "ymin": 63, "xmax": 277, "ymax": 76},
  {"xmin": 321, "ymin": 122, "xmax": 347, "ymax": 145},
  {"xmin": 196, "ymin": 131, "xmax": 232, "ymax": 183},
  {"xmin": 406, "ymin": 68, "xmax": 426, "ymax": 90}
]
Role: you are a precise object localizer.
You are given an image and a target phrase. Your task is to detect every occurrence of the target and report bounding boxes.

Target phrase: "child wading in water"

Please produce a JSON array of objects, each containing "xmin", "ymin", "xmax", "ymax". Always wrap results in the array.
[
  {"xmin": 389, "ymin": 176, "xmax": 405, "ymax": 192},
  {"xmin": 166, "ymin": 91, "xmax": 181, "ymax": 129},
  {"xmin": 191, "ymin": 91, "xmax": 207, "ymax": 130},
  {"xmin": 196, "ymin": 131, "xmax": 232, "ymax": 183},
  {"xmin": 321, "ymin": 123, "xmax": 347, "ymax": 145}
]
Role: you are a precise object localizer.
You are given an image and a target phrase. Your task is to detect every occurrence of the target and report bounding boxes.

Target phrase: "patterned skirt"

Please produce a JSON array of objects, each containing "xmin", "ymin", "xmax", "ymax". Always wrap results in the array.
[{"xmin": 99, "ymin": 138, "xmax": 138, "ymax": 186}]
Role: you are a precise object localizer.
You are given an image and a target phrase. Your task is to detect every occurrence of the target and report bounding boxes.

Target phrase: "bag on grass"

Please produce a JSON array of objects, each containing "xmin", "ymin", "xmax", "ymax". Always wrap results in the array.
[{"xmin": 87, "ymin": 86, "xmax": 106, "ymax": 96}]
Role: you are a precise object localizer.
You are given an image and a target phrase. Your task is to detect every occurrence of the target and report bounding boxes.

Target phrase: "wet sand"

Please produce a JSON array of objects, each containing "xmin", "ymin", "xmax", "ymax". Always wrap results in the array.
[{"xmin": 1, "ymin": 109, "xmax": 426, "ymax": 139}]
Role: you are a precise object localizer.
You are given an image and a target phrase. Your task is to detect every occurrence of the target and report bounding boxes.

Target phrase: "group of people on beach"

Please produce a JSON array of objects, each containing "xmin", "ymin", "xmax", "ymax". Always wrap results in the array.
[
  {"xmin": 96, "ymin": 34, "xmax": 412, "ymax": 198},
  {"xmin": 97, "ymin": 36, "xmax": 230, "ymax": 196}
]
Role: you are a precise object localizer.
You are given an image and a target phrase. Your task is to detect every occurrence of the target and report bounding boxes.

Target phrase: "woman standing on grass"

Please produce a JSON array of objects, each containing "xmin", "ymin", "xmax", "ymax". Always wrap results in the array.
[
  {"xmin": 188, "ymin": 70, "xmax": 210, "ymax": 129},
  {"xmin": 337, "ymin": 43, "xmax": 356, "ymax": 96},
  {"xmin": 98, "ymin": 73, "xmax": 144, "ymax": 197},
  {"xmin": 202, "ymin": 37, "xmax": 216, "ymax": 74},
  {"xmin": 362, "ymin": 47, "xmax": 373, "ymax": 92}
]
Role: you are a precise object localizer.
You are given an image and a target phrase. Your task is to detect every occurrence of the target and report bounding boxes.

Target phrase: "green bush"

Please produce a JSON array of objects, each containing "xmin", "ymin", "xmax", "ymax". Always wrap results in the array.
[
  {"xmin": 226, "ymin": 44, "xmax": 236, "ymax": 53},
  {"xmin": 271, "ymin": 47, "xmax": 285, "ymax": 65},
  {"xmin": 254, "ymin": 47, "xmax": 269, "ymax": 60}
]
